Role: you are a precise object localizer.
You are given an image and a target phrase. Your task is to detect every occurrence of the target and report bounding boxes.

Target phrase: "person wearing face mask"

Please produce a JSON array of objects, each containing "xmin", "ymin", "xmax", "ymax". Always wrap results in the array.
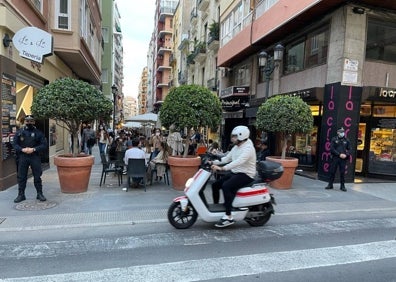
[
  {"xmin": 325, "ymin": 127, "xmax": 350, "ymax": 192},
  {"xmin": 209, "ymin": 126, "xmax": 256, "ymax": 228},
  {"xmin": 13, "ymin": 115, "xmax": 48, "ymax": 203}
]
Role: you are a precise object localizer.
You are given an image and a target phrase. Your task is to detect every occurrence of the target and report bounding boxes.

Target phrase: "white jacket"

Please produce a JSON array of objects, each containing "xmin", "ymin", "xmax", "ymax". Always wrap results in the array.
[{"xmin": 213, "ymin": 139, "xmax": 256, "ymax": 179}]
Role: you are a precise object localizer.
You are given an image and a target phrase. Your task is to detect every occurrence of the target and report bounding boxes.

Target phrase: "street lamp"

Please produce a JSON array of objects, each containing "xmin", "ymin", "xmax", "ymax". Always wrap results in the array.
[
  {"xmin": 258, "ymin": 44, "xmax": 284, "ymax": 99},
  {"xmin": 111, "ymin": 84, "xmax": 118, "ymax": 130}
]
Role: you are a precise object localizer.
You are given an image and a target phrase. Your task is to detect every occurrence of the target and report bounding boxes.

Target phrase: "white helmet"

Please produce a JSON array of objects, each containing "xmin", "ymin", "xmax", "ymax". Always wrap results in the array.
[{"xmin": 231, "ymin": 126, "xmax": 250, "ymax": 141}]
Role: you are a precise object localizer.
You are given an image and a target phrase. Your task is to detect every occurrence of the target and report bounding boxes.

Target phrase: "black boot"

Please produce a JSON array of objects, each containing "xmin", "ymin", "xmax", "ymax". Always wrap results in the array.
[
  {"xmin": 325, "ymin": 183, "xmax": 333, "ymax": 189},
  {"xmin": 340, "ymin": 184, "xmax": 347, "ymax": 192},
  {"xmin": 14, "ymin": 191, "xmax": 26, "ymax": 203},
  {"xmin": 36, "ymin": 192, "xmax": 47, "ymax": 201},
  {"xmin": 36, "ymin": 188, "xmax": 47, "ymax": 201}
]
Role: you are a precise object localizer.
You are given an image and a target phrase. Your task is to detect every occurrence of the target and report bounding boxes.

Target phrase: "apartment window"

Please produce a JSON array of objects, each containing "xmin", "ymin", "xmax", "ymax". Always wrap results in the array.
[
  {"xmin": 32, "ymin": 0, "xmax": 42, "ymax": 12},
  {"xmin": 285, "ymin": 41, "xmax": 305, "ymax": 74},
  {"xmin": 284, "ymin": 25, "xmax": 329, "ymax": 74},
  {"xmin": 305, "ymin": 27, "xmax": 329, "ymax": 68},
  {"xmin": 235, "ymin": 65, "xmax": 250, "ymax": 86},
  {"xmin": 366, "ymin": 19, "xmax": 396, "ymax": 63},
  {"xmin": 101, "ymin": 69, "xmax": 108, "ymax": 83},
  {"xmin": 55, "ymin": 0, "xmax": 70, "ymax": 30},
  {"xmin": 102, "ymin": 27, "xmax": 109, "ymax": 43},
  {"xmin": 221, "ymin": 0, "xmax": 253, "ymax": 46}
]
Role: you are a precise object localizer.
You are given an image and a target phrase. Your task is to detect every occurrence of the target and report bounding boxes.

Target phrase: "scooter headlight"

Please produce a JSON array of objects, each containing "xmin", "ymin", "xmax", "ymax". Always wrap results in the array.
[{"xmin": 185, "ymin": 177, "xmax": 194, "ymax": 190}]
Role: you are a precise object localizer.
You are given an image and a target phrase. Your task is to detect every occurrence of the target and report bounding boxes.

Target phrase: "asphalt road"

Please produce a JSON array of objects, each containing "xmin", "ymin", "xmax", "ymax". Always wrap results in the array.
[{"xmin": 0, "ymin": 209, "xmax": 395, "ymax": 281}]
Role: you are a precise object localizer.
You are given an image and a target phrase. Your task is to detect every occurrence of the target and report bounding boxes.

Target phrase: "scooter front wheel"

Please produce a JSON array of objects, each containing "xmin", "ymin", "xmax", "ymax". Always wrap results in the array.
[{"xmin": 167, "ymin": 201, "xmax": 198, "ymax": 229}]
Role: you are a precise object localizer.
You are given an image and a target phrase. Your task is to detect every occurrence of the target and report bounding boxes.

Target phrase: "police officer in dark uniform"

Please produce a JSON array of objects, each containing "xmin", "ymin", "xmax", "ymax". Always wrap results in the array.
[
  {"xmin": 325, "ymin": 127, "xmax": 350, "ymax": 192},
  {"xmin": 13, "ymin": 115, "xmax": 47, "ymax": 203}
]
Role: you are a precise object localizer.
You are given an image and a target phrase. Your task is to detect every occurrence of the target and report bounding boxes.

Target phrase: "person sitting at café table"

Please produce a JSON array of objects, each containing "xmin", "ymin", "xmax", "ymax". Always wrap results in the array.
[
  {"xmin": 147, "ymin": 141, "xmax": 169, "ymax": 182},
  {"xmin": 124, "ymin": 138, "xmax": 146, "ymax": 188}
]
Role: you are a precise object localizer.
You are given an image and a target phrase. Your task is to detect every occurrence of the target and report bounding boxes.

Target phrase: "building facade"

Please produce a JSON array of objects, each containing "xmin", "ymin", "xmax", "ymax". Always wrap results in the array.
[
  {"xmin": 101, "ymin": 0, "xmax": 124, "ymax": 130},
  {"xmin": 217, "ymin": 0, "xmax": 396, "ymax": 181},
  {"xmin": 0, "ymin": 0, "xmax": 103, "ymax": 190}
]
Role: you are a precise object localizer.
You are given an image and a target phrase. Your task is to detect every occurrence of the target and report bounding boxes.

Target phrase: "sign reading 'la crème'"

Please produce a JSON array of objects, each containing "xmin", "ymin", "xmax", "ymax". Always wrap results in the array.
[{"xmin": 12, "ymin": 27, "xmax": 53, "ymax": 63}]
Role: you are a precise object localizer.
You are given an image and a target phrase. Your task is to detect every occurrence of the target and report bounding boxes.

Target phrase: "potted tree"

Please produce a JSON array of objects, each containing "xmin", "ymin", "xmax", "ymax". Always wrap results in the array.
[
  {"xmin": 256, "ymin": 95, "xmax": 313, "ymax": 189},
  {"xmin": 31, "ymin": 77, "xmax": 113, "ymax": 193},
  {"xmin": 159, "ymin": 84, "xmax": 222, "ymax": 190}
]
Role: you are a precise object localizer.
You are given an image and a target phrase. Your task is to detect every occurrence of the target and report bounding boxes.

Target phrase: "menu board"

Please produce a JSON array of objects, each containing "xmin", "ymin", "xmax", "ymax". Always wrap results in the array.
[{"xmin": 1, "ymin": 73, "xmax": 16, "ymax": 160}]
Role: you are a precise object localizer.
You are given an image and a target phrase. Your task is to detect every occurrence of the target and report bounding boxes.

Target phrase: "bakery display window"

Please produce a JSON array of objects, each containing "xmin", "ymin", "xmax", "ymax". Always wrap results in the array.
[{"xmin": 368, "ymin": 127, "xmax": 396, "ymax": 175}]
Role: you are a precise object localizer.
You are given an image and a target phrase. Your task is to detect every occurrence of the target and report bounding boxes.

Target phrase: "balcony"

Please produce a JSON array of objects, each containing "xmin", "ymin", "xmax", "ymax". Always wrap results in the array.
[
  {"xmin": 53, "ymin": 31, "xmax": 101, "ymax": 85},
  {"xmin": 207, "ymin": 35, "xmax": 219, "ymax": 51},
  {"xmin": 190, "ymin": 8, "xmax": 197, "ymax": 25},
  {"xmin": 178, "ymin": 70, "xmax": 188, "ymax": 84},
  {"xmin": 207, "ymin": 78, "xmax": 217, "ymax": 91},
  {"xmin": 190, "ymin": 42, "xmax": 207, "ymax": 64},
  {"xmin": 197, "ymin": 0, "xmax": 209, "ymax": 11}
]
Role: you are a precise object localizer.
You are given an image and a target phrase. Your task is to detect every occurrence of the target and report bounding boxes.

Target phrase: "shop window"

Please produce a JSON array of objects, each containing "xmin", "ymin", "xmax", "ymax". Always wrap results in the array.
[
  {"xmin": 288, "ymin": 127, "xmax": 318, "ymax": 166},
  {"xmin": 310, "ymin": 105, "xmax": 321, "ymax": 116},
  {"xmin": 369, "ymin": 128, "xmax": 396, "ymax": 175},
  {"xmin": 373, "ymin": 105, "xmax": 396, "ymax": 117},
  {"xmin": 366, "ymin": 19, "xmax": 396, "ymax": 63},
  {"xmin": 360, "ymin": 104, "xmax": 371, "ymax": 116}
]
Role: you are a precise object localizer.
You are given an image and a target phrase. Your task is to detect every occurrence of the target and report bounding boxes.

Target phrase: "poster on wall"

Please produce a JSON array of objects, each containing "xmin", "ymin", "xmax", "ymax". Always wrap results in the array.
[
  {"xmin": 317, "ymin": 82, "xmax": 362, "ymax": 183},
  {"xmin": 1, "ymin": 73, "xmax": 17, "ymax": 160}
]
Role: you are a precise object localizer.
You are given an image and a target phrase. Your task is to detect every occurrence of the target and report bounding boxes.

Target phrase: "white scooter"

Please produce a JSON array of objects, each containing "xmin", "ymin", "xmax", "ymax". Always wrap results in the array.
[{"xmin": 167, "ymin": 153, "xmax": 283, "ymax": 229}]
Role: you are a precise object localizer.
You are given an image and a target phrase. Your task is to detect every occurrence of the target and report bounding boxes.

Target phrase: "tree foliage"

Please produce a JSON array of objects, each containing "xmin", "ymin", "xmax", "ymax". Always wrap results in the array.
[
  {"xmin": 160, "ymin": 84, "xmax": 222, "ymax": 131},
  {"xmin": 256, "ymin": 95, "xmax": 313, "ymax": 158},
  {"xmin": 31, "ymin": 77, "xmax": 113, "ymax": 156}
]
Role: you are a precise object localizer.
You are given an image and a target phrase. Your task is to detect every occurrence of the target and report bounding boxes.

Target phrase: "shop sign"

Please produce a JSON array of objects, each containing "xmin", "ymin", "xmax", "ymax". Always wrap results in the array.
[
  {"xmin": 221, "ymin": 97, "xmax": 248, "ymax": 111},
  {"xmin": 281, "ymin": 87, "xmax": 321, "ymax": 101},
  {"xmin": 379, "ymin": 88, "xmax": 396, "ymax": 98},
  {"xmin": 12, "ymin": 27, "xmax": 53, "ymax": 63},
  {"xmin": 220, "ymin": 86, "xmax": 249, "ymax": 98},
  {"xmin": 222, "ymin": 110, "xmax": 244, "ymax": 119}
]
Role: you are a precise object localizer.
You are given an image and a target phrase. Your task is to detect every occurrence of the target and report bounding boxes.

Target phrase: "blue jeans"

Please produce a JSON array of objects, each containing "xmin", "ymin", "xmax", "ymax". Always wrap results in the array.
[{"xmin": 98, "ymin": 142, "xmax": 107, "ymax": 154}]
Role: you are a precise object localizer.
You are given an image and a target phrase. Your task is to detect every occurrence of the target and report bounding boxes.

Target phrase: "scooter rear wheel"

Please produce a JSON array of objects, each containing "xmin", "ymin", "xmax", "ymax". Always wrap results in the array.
[
  {"xmin": 167, "ymin": 201, "xmax": 198, "ymax": 229},
  {"xmin": 245, "ymin": 204, "xmax": 272, "ymax": 227}
]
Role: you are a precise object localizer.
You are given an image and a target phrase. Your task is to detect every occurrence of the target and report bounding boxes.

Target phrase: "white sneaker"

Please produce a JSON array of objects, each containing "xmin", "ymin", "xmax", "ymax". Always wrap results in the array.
[{"xmin": 215, "ymin": 217, "xmax": 235, "ymax": 228}]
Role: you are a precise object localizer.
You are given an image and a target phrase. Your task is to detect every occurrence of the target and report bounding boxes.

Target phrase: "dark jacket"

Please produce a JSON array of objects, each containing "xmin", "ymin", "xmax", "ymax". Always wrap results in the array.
[
  {"xmin": 330, "ymin": 136, "xmax": 350, "ymax": 159},
  {"xmin": 13, "ymin": 125, "xmax": 47, "ymax": 155}
]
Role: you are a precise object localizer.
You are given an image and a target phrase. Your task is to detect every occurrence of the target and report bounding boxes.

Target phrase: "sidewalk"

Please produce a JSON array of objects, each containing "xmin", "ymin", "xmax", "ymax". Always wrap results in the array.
[{"xmin": 1, "ymin": 146, "xmax": 396, "ymax": 232}]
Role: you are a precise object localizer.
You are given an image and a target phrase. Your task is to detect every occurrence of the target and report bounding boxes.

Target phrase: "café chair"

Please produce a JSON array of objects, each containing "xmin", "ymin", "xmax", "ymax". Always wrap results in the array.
[
  {"xmin": 149, "ymin": 163, "xmax": 170, "ymax": 185},
  {"xmin": 100, "ymin": 153, "xmax": 123, "ymax": 186},
  {"xmin": 126, "ymin": 158, "xmax": 147, "ymax": 192}
]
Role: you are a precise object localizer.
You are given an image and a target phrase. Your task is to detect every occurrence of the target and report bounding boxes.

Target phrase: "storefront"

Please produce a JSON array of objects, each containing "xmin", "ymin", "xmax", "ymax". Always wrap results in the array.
[
  {"xmin": 247, "ymin": 88, "xmax": 323, "ymax": 168},
  {"xmin": 357, "ymin": 87, "xmax": 396, "ymax": 178},
  {"xmin": 220, "ymin": 86, "xmax": 250, "ymax": 150}
]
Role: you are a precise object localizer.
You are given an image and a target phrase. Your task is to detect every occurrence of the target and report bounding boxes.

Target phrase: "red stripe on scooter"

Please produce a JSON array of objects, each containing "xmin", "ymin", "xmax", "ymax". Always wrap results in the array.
[
  {"xmin": 236, "ymin": 188, "xmax": 268, "ymax": 197},
  {"xmin": 193, "ymin": 169, "xmax": 204, "ymax": 180}
]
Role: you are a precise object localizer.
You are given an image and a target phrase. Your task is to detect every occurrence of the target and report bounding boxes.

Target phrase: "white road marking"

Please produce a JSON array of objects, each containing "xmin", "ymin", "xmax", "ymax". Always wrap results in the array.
[{"xmin": 1, "ymin": 240, "xmax": 395, "ymax": 282}]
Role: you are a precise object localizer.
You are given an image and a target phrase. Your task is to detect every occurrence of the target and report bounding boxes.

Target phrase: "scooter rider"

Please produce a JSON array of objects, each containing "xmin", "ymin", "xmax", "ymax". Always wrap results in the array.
[{"xmin": 210, "ymin": 126, "xmax": 256, "ymax": 228}]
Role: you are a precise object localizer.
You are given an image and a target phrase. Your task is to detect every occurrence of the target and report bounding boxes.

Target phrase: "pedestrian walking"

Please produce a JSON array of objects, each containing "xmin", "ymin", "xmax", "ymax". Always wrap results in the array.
[
  {"xmin": 325, "ymin": 127, "xmax": 350, "ymax": 192},
  {"xmin": 97, "ymin": 124, "xmax": 109, "ymax": 154},
  {"xmin": 82, "ymin": 123, "xmax": 96, "ymax": 155},
  {"xmin": 13, "ymin": 115, "xmax": 47, "ymax": 203}
]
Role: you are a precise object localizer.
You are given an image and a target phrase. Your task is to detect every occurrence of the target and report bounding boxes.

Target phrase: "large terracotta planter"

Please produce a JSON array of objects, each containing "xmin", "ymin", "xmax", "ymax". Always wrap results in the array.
[
  {"xmin": 168, "ymin": 156, "xmax": 201, "ymax": 190},
  {"xmin": 54, "ymin": 154, "xmax": 95, "ymax": 193},
  {"xmin": 266, "ymin": 156, "xmax": 298, "ymax": 189}
]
